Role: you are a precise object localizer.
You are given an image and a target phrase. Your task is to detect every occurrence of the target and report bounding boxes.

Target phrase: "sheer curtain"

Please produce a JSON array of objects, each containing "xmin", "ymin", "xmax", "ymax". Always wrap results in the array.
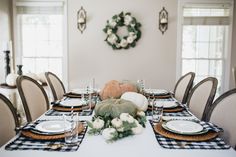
[
  {"xmin": 15, "ymin": 1, "xmax": 64, "ymax": 79},
  {"xmin": 180, "ymin": 2, "xmax": 233, "ymax": 94}
]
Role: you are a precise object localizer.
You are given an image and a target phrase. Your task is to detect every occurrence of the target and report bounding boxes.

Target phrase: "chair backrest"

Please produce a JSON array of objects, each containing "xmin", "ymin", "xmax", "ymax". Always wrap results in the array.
[
  {"xmin": 205, "ymin": 88, "xmax": 236, "ymax": 148},
  {"xmin": 187, "ymin": 77, "xmax": 218, "ymax": 120},
  {"xmin": 17, "ymin": 76, "xmax": 49, "ymax": 122},
  {"xmin": 173, "ymin": 72, "xmax": 195, "ymax": 104},
  {"xmin": 0, "ymin": 93, "xmax": 19, "ymax": 147},
  {"xmin": 45, "ymin": 72, "xmax": 65, "ymax": 101},
  {"xmin": 233, "ymin": 67, "xmax": 236, "ymax": 87}
]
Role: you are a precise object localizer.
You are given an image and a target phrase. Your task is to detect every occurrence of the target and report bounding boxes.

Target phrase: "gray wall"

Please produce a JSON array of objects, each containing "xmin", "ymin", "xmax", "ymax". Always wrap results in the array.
[
  {"xmin": 0, "ymin": 0, "xmax": 235, "ymax": 91},
  {"xmin": 0, "ymin": 0, "xmax": 12, "ymax": 83},
  {"xmin": 67, "ymin": 0, "xmax": 177, "ymax": 90}
]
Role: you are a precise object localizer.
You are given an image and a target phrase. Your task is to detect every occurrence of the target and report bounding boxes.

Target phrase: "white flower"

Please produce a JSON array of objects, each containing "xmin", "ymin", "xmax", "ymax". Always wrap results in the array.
[
  {"xmin": 109, "ymin": 19, "xmax": 117, "ymax": 28},
  {"xmin": 120, "ymin": 39, "xmax": 128, "ymax": 48},
  {"xmin": 93, "ymin": 118, "xmax": 104, "ymax": 129},
  {"xmin": 102, "ymin": 128, "xmax": 117, "ymax": 140},
  {"xmin": 137, "ymin": 111, "xmax": 145, "ymax": 117},
  {"xmin": 107, "ymin": 29, "xmax": 112, "ymax": 35},
  {"xmin": 107, "ymin": 34, "xmax": 117, "ymax": 44},
  {"xmin": 124, "ymin": 15, "xmax": 133, "ymax": 25},
  {"xmin": 131, "ymin": 23, "xmax": 136, "ymax": 27},
  {"xmin": 129, "ymin": 32, "xmax": 137, "ymax": 39},
  {"xmin": 127, "ymin": 36, "xmax": 134, "ymax": 44},
  {"xmin": 132, "ymin": 124, "xmax": 143, "ymax": 135},
  {"xmin": 111, "ymin": 118, "xmax": 123, "ymax": 128},
  {"xmin": 120, "ymin": 113, "xmax": 134, "ymax": 123},
  {"xmin": 117, "ymin": 127, "xmax": 124, "ymax": 132},
  {"xmin": 116, "ymin": 17, "xmax": 121, "ymax": 22},
  {"xmin": 134, "ymin": 119, "xmax": 140, "ymax": 126},
  {"xmin": 116, "ymin": 43, "xmax": 121, "ymax": 48}
]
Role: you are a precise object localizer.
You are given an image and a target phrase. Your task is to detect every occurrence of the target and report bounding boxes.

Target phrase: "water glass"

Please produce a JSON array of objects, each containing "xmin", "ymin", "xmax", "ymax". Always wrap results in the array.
[
  {"xmin": 152, "ymin": 101, "xmax": 163, "ymax": 123},
  {"xmin": 137, "ymin": 79, "xmax": 145, "ymax": 93},
  {"xmin": 64, "ymin": 113, "xmax": 80, "ymax": 144}
]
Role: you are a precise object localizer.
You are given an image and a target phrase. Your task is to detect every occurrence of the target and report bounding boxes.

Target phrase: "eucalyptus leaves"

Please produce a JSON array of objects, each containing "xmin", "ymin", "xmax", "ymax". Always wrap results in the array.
[
  {"xmin": 87, "ymin": 111, "xmax": 146, "ymax": 142},
  {"xmin": 103, "ymin": 12, "xmax": 142, "ymax": 50}
]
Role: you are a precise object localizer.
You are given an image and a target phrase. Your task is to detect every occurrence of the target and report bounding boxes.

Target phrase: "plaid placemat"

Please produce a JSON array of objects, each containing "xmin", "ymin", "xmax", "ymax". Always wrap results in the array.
[
  {"xmin": 5, "ymin": 121, "xmax": 88, "ymax": 152},
  {"xmin": 150, "ymin": 120, "xmax": 230, "ymax": 149},
  {"xmin": 45, "ymin": 109, "xmax": 93, "ymax": 116},
  {"xmin": 146, "ymin": 109, "xmax": 191, "ymax": 117}
]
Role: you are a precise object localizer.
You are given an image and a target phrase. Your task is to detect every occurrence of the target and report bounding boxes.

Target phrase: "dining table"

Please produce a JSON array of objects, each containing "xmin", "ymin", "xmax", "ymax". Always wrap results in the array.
[{"xmin": 0, "ymin": 89, "xmax": 235, "ymax": 157}]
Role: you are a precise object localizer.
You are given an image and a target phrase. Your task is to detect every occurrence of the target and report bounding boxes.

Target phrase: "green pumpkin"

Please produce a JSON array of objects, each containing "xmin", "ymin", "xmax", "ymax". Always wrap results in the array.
[{"xmin": 95, "ymin": 98, "xmax": 137, "ymax": 118}]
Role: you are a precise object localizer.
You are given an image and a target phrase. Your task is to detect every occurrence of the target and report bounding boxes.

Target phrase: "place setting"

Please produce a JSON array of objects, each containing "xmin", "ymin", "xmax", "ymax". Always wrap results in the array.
[
  {"xmin": 150, "ymin": 118, "xmax": 231, "ymax": 149},
  {"xmin": 5, "ymin": 113, "xmax": 87, "ymax": 152},
  {"xmin": 146, "ymin": 98, "xmax": 192, "ymax": 117},
  {"xmin": 144, "ymin": 89, "xmax": 172, "ymax": 99},
  {"xmin": 63, "ymin": 87, "xmax": 99, "ymax": 98},
  {"xmin": 47, "ymin": 95, "xmax": 98, "ymax": 116}
]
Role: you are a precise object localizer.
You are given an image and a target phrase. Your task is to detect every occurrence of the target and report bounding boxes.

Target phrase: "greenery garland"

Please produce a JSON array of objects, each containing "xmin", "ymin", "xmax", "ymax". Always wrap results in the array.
[{"xmin": 103, "ymin": 12, "xmax": 142, "ymax": 50}]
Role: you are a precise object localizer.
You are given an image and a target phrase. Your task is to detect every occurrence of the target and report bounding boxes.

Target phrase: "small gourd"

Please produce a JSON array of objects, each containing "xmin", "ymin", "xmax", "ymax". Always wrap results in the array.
[
  {"xmin": 6, "ymin": 73, "xmax": 19, "ymax": 86},
  {"xmin": 121, "ymin": 92, "xmax": 148, "ymax": 111}
]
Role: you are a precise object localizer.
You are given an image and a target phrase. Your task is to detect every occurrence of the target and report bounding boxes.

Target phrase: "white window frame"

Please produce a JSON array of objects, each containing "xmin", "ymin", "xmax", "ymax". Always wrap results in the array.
[
  {"xmin": 12, "ymin": 0, "xmax": 68, "ymax": 90},
  {"xmin": 176, "ymin": 0, "xmax": 234, "ymax": 93}
]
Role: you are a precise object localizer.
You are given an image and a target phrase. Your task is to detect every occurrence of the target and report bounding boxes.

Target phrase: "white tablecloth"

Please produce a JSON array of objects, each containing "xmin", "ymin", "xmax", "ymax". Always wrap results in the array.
[{"xmin": 0, "ymin": 113, "xmax": 236, "ymax": 157}]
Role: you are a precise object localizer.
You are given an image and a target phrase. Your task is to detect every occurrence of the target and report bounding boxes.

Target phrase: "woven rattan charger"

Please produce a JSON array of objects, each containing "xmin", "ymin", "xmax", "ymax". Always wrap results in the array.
[
  {"xmin": 154, "ymin": 122, "xmax": 219, "ymax": 141},
  {"xmin": 21, "ymin": 122, "xmax": 85, "ymax": 140}
]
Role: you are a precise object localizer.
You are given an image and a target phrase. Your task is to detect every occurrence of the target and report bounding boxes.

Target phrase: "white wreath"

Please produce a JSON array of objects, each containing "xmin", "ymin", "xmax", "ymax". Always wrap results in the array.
[{"xmin": 103, "ymin": 12, "xmax": 141, "ymax": 50}]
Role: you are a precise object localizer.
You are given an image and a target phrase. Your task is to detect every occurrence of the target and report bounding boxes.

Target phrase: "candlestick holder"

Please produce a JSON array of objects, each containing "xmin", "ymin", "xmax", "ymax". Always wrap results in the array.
[
  {"xmin": 17, "ymin": 65, "xmax": 23, "ymax": 75},
  {"xmin": 3, "ymin": 50, "xmax": 11, "ymax": 78}
]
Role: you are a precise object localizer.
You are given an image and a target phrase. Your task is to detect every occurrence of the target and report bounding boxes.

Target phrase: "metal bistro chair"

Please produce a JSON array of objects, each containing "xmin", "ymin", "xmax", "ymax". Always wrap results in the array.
[
  {"xmin": 205, "ymin": 88, "xmax": 236, "ymax": 148},
  {"xmin": 0, "ymin": 93, "xmax": 20, "ymax": 147},
  {"xmin": 173, "ymin": 72, "xmax": 195, "ymax": 104},
  {"xmin": 45, "ymin": 72, "xmax": 65, "ymax": 101},
  {"xmin": 16, "ymin": 75, "xmax": 49, "ymax": 122},
  {"xmin": 187, "ymin": 77, "xmax": 218, "ymax": 120}
]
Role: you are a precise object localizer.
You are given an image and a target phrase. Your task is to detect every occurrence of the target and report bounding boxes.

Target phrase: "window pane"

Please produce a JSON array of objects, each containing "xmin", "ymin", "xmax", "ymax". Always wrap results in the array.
[
  {"xmin": 182, "ymin": 60, "xmax": 196, "ymax": 75},
  {"xmin": 20, "ymin": 14, "xmax": 63, "ymax": 79}
]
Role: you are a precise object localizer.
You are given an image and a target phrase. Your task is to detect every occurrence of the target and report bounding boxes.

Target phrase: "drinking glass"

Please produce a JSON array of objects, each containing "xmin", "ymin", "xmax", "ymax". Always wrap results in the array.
[
  {"xmin": 64, "ymin": 113, "xmax": 80, "ymax": 144},
  {"xmin": 152, "ymin": 101, "xmax": 163, "ymax": 123},
  {"xmin": 137, "ymin": 79, "xmax": 145, "ymax": 93}
]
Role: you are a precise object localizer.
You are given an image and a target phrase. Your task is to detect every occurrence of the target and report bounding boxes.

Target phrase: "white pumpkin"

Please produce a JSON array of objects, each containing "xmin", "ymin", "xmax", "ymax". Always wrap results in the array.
[
  {"xmin": 25, "ymin": 72, "xmax": 39, "ymax": 81},
  {"xmin": 6, "ymin": 73, "xmax": 19, "ymax": 86},
  {"xmin": 37, "ymin": 72, "xmax": 46, "ymax": 83},
  {"xmin": 121, "ymin": 92, "xmax": 148, "ymax": 111}
]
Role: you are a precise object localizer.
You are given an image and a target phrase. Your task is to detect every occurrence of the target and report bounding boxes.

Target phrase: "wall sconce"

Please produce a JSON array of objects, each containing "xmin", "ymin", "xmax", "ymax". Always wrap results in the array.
[
  {"xmin": 77, "ymin": 6, "xmax": 87, "ymax": 33},
  {"xmin": 159, "ymin": 7, "xmax": 168, "ymax": 34}
]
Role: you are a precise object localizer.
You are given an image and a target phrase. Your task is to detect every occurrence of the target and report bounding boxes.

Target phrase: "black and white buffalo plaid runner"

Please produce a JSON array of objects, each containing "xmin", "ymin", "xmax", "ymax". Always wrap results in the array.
[
  {"xmin": 149, "ymin": 120, "xmax": 231, "ymax": 149},
  {"xmin": 5, "ymin": 121, "xmax": 87, "ymax": 152},
  {"xmin": 45, "ymin": 109, "xmax": 93, "ymax": 116}
]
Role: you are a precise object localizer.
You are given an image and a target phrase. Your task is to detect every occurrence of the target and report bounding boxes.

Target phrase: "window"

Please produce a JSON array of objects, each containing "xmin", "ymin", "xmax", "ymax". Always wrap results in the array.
[
  {"xmin": 15, "ymin": 1, "xmax": 66, "ymax": 80},
  {"xmin": 177, "ymin": 0, "xmax": 234, "ymax": 94}
]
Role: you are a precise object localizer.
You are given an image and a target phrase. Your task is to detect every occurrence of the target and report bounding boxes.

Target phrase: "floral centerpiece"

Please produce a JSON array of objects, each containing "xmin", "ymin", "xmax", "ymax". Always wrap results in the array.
[
  {"xmin": 103, "ymin": 12, "xmax": 141, "ymax": 50},
  {"xmin": 87, "ymin": 99, "xmax": 146, "ymax": 142}
]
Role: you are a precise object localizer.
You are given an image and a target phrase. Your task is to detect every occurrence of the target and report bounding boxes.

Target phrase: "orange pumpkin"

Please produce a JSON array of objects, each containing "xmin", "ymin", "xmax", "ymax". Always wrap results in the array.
[
  {"xmin": 120, "ymin": 83, "xmax": 138, "ymax": 94},
  {"xmin": 99, "ymin": 80, "xmax": 138, "ymax": 100},
  {"xmin": 99, "ymin": 80, "xmax": 122, "ymax": 100}
]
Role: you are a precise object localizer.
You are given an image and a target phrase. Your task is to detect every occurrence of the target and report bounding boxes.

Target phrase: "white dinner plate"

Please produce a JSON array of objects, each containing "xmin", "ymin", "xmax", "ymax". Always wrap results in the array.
[
  {"xmin": 162, "ymin": 120, "xmax": 204, "ymax": 135},
  {"xmin": 59, "ymin": 98, "xmax": 84, "ymax": 107},
  {"xmin": 156, "ymin": 101, "xmax": 178, "ymax": 108},
  {"xmin": 145, "ymin": 89, "xmax": 169, "ymax": 95},
  {"xmin": 35, "ymin": 120, "xmax": 71, "ymax": 134}
]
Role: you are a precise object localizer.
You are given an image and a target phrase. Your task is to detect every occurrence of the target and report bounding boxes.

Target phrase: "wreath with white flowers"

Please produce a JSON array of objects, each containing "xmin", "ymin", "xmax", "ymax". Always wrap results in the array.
[{"xmin": 103, "ymin": 12, "xmax": 141, "ymax": 50}]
